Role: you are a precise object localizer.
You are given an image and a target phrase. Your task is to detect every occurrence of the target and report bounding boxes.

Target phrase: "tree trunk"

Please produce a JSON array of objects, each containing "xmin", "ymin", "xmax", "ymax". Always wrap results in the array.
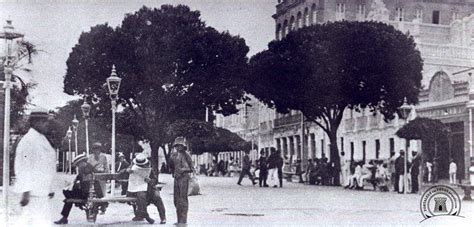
[
  {"xmin": 328, "ymin": 130, "xmax": 341, "ymax": 186},
  {"xmin": 149, "ymin": 140, "xmax": 161, "ymax": 174}
]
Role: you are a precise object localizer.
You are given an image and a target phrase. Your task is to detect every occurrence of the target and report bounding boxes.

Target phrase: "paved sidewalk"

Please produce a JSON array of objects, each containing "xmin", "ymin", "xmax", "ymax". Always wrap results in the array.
[{"xmin": 1, "ymin": 173, "xmax": 473, "ymax": 226}]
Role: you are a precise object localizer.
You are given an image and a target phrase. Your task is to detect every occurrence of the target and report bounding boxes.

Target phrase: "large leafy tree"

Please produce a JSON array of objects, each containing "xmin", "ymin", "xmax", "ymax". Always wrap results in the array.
[
  {"xmin": 249, "ymin": 21, "xmax": 423, "ymax": 182},
  {"xmin": 63, "ymin": 5, "xmax": 250, "ymax": 170}
]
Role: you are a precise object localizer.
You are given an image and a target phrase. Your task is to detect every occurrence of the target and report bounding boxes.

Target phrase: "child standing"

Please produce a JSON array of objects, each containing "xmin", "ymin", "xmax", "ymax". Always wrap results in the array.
[{"xmin": 449, "ymin": 159, "xmax": 457, "ymax": 184}]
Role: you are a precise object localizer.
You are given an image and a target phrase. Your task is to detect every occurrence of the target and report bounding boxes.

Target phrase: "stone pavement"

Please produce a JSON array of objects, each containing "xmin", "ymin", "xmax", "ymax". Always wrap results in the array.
[{"xmin": 1, "ymin": 173, "xmax": 473, "ymax": 226}]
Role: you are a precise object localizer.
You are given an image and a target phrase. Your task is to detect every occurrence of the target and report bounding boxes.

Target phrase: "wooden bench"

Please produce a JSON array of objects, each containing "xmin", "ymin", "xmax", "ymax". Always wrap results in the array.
[
  {"xmin": 282, "ymin": 171, "xmax": 296, "ymax": 182},
  {"xmin": 456, "ymin": 184, "xmax": 474, "ymax": 201},
  {"xmin": 64, "ymin": 173, "xmax": 162, "ymax": 223}
]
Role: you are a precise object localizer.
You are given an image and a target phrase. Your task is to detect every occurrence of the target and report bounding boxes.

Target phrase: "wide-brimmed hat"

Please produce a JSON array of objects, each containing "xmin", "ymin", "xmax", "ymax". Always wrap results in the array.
[
  {"xmin": 173, "ymin": 137, "xmax": 187, "ymax": 147},
  {"xmin": 72, "ymin": 154, "xmax": 87, "ymax": 166},
  {"xmin": 133, "ymin": 153, "xmax": 149, "ymax": 166},
  {"xmin": 30, "ymin": 107, "xmax": 50, "ymax": 118},
  {"xmin": 92, "ymin": 142, "xmax": 102, "ymax": 149},
  {"xmin": 118, "ymin": 152, "xmax": 125, "ymax": 158}
]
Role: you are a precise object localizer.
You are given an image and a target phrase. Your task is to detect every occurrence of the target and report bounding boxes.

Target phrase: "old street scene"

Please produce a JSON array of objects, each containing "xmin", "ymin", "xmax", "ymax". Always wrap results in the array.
[{"xmin": 1, "ymin": 0, "xmax": 474, "ymax": 226}]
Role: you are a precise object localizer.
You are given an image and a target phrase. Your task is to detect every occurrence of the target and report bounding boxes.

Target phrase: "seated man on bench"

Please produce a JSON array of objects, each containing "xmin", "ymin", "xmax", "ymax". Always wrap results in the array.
[
  {"xmin": 54, "ymin": 154, "xmax": 103, "ymax": 225},
  {"xmin": 127, "ymin": 153, "xmax": 166, "ymax": 224}
]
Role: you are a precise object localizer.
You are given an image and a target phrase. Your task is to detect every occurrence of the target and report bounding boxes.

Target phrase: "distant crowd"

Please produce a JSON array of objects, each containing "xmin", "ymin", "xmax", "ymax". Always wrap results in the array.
[{"xmin": 192, "ymin": 148, "xmax": 459, "ymax": 193}]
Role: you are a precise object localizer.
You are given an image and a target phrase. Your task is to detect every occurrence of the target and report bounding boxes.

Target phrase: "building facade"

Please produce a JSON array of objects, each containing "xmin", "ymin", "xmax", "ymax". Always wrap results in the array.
[
  {"xmin": 215, "ymin": 0, "xmax": 474, "ymax": 181},
  {"xmin": 269, "ymin": 0, "xmax": 474, "ymax": 180}
]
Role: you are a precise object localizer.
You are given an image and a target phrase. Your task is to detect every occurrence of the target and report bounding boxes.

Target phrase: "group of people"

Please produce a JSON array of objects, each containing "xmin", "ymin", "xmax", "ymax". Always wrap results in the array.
[
  {"xmin": 13, "ymin": 107, "xmax": 196, "ymax": 226},
  {"xmin": 237, "ymin": 147, "xmax": 285, "ymax": 188},
  {"xmin": 340, "ymin": 150, "xmax": 425, "ymax": 193},
  {"xmin": 206, "ymin": 158, "xmax": 240, "ymax": 177}
]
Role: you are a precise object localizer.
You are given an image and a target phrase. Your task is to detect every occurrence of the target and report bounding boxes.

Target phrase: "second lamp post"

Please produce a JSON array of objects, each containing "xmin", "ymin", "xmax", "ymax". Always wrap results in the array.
[
  {"xmin": 107, "ymin": 65, "xmax": 122, "ymax": 196},
  {"xmin": 81, "ymin": 101, "xmax": 91, "ymax": 156}
]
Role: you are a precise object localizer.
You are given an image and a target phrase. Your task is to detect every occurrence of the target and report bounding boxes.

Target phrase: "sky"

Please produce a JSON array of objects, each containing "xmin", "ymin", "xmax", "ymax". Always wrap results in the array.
[{"xmin": 0, "ymin": 0, "xmax": 276, "ymax": 110}]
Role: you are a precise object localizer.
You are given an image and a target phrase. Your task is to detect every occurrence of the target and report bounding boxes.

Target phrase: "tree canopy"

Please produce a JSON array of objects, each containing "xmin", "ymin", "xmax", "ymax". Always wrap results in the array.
[
  {"xmin": 396, "ymin": 117, "xmax": 448, "ymax": 141},
  {"xmin": 63, "ymin": 5, "xmax": 250, "ymax": 169},
  {"xmin": 167, "ymin": 119, "xmax": 251, "ymax": 157},
  {"xmin": 248, "ymin": 21, "xmax": 423, "ymax": 177}
]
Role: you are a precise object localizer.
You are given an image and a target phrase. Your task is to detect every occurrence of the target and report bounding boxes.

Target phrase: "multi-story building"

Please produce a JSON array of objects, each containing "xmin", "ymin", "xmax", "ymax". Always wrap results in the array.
[{"xmin": 269, "ymin": 0, "xmax": 474, "ymax": 181}]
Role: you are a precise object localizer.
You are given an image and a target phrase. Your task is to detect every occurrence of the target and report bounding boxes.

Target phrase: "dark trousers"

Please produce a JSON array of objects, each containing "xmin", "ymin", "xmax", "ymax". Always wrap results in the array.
[
  {"xmin": 411, "ymin": 172, "xmax": 419, "ymax": 193},
  {"xmin": 174, "ymin": 175, "xmax": 190, "ymax": 224},
  {"xmin": 121, "ymin": 181, "xmax": 129, "ymax": 195},
  {"xmin": 60, "ymin": 189, "xmax": 87, "ymax": 218},
  {"xmin": 259, "ymin": 169, "xmax": 268, "ymax": 187},
  {"xmin": 127, "ymin": 191, "xmax": 150, "ymax": 219},
  {"xmin": 277, "ymin": 168, "xmax": 283, "ymax": 187},
  {"xmin": 148, "ymin": 190, "xmax": 166, "ymax": 221},
  {"xmin": 237, "ymin": 169, "xmax": 255, "ymax": 185}
]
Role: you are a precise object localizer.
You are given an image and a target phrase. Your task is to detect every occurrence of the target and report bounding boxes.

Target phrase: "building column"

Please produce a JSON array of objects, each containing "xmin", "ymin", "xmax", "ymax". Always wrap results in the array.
[{"xmin": 296, "ymin": 135, "xmax": 301, "ymax": 160}]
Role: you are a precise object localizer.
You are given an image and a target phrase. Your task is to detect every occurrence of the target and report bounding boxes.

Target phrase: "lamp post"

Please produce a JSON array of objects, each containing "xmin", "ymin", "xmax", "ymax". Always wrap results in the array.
[
  {"xmin": 1, "ymin": 19, "xmax": 24, "ymax": 221},
  {"xmin": 72, "ymin": 114, "xmax": 79, "ymax": 156},
  {"xmin": 81, "ymin": 101, "xmax": 91, "ymax": 156},
  {"xmin": 66, "ymin": 127, "xmax": 73, "ymax": 174},
  {"xmin": 107, "ymin": 65, "xmax": 121, "ymax": 196},
  {"xmin": 399, "ymin": 97, "xmax": 412, "ymax": 194}
]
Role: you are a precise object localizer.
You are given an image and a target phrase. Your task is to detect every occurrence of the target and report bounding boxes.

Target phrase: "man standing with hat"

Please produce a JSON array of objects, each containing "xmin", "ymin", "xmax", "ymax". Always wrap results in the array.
[
  {"xmin": 169, "ymin": 136, "xmax": 195, "ymax": 225},
  {"xmin": 88, "ymin": 142, "xmax": 109, "ymax": 196},
  {"xmin": 14, "ymin": 108, "xmax": 56, "ymax": 226}
]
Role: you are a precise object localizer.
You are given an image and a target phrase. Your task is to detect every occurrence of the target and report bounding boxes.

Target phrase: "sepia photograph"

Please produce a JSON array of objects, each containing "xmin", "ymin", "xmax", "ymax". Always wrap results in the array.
[{"xmin": 1, "ymin": 0, "xmax": 474, "ymax": 226}]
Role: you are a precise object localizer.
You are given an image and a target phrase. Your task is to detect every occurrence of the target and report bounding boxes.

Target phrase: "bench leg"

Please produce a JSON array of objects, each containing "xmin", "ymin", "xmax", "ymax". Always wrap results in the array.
[
  {"xmin": 86, "ymin": 202, "xmax": 98, "ymax": 223},
  {"xmin": 463, "ymin": 189, "xmax": 472, "ymax": 201}
]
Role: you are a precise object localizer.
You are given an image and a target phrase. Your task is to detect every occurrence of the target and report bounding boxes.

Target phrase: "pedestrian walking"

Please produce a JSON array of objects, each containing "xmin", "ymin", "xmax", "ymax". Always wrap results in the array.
[
  {"xmin": 257, "ymin": 150, "xmax": 269, "ymax": 187},
  {"xmin": 449, "ymin": 159, "xmax": 457, "ymax": 184},
  {"xmin": 395, "ymin": 150, "xmax": 409, "ymax": 193},
  {"xmin": 54, "ymin": 154, "xmax": 103, "ymax": 224},
  {"xmin": 267, "ymin": 148, "xmax": 279, "ymax": 187},
  {"xmin": 410, "ymin": 151, "xmax": 421, "ymax": 193},
  {"xmin": 169, "ymin": 137, "xmax": 195, "ymax": 225},
  {"xmin": 14, "ymin": 108, "xmax": 56, "ymax": 226},
  {"xmin": 276, "ymin": 150, "xmax": 284, "ymax": 188},
  {"xmin": 295, "ymin": 159, "xmax": 304, "ymax": 183},
  {"xmin": 237, "ymin": 150, "xmax": 257, "ymax": 186},
  {"xmin": 340, "ymin": 152, "xmax": 349, "ymax": 186},
  {"xmin": 388, "ymin": 152, "xmax": 398, "ymax": 192},
  {"xmin": 425, "ymin": 160, "xmax": 433, "ymax": 183}
]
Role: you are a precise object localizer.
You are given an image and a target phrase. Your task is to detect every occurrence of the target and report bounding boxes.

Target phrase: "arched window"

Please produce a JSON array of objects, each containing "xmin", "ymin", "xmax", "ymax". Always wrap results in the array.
[
  {"xmin": 428, "ymin": 71, "xmax": 454, "ymax": 102},
  {"xmin": 283, "ymin": 20, "xmax": 289, "ymax": 37},
  {"xmin": 311, "ymin": 4, "xmax": 317, "ymax": 25},
  {"xmin": 304, "ymin": 8, "xmax": 309, "ymax": 26},
  {"xmin": 290, "ymin": 16, "xmax": 295, "ymax": 31},
  {"xmin": 297, "ymin": 12, "xmax": 302, "ymax": 29},
  {"xmin": 276, "ymin": 23, "xmax": 282, "ymax": 40}
]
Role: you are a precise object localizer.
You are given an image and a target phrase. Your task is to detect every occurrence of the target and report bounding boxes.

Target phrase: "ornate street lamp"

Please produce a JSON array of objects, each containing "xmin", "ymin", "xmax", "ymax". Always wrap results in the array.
[
  {"xmin": 107, "ymin": 65, "xmax": 121, "ymax": 196},
  {"xmin": 1, "ymin": 19, "xmax": 24, "ymax": 220},
  {"xmin": 72, "ymin": 114, "xmax": 79, "ymax": 157},
  {"xmin": 66, "ymin": 127, "xmax": 73, "ymax": 174},
  {"xmin": 81, "ymin": 100, "xmax": 91, "ymax": 156},
  {"xmin": 399, "ymin": 97, "xmax": 412, "ymax": 194}
]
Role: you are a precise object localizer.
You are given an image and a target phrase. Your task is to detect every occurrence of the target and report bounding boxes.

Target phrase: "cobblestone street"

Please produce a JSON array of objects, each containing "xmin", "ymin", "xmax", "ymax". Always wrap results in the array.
[{"xmin": 2, "ymin": 173, "xmax": 473, "ymax": 226}]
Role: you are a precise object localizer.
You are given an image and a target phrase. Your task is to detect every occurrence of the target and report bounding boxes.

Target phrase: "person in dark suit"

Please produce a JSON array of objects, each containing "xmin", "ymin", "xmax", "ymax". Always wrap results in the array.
[
  {"xmin": 116, "ymin": 153, "xmax": 130, "ymax": 195},
  {"xmin": 54, "ymin": 154, "xmax": 103, "ymax": 225},
  {"xmin": 237, "ymin": 150, "xmax": 256, "ymax": 186},
  {"xmin": 258, "ymin": 150, "xmax": 269, "ymax": 187},
  {"xmin": 411, "ymin": 151, "xmax": 421, "ymax": 193},
  {"xmin": 276, "ymin": 150, "xmax": 284, "ymax": 188}
]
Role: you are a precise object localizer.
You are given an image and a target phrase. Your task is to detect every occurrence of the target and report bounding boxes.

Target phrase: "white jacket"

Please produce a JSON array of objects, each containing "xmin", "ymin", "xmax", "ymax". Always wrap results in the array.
[{"xmin": 14, "ymin": 128, "xmax": 56, "ymax": 197}]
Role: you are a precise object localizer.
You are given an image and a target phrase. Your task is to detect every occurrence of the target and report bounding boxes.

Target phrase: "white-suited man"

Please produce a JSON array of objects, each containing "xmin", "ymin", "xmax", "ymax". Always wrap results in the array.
[{"xmin": 14, "ymin": 108, "xmax": 56, "ymax": 226}]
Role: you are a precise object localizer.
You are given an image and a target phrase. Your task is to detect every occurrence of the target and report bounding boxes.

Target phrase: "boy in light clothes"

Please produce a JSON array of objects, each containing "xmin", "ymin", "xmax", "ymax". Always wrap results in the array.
[{"xmin": 449, "ymin": 159, "xmax": 457, "ymax": 184}]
